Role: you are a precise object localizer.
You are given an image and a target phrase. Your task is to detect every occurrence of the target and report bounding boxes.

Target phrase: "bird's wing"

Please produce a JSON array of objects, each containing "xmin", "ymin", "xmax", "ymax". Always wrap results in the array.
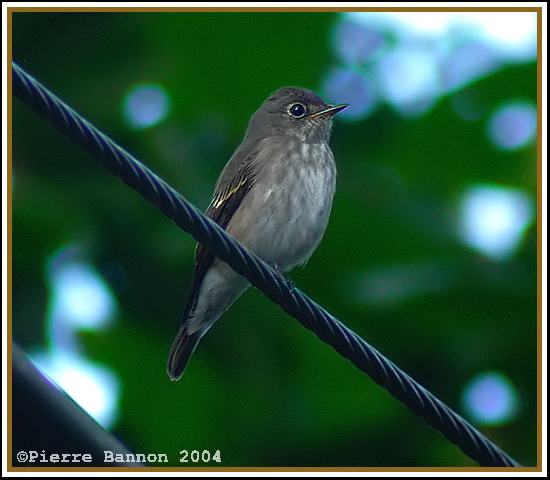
[{"xmin": 182, "ymin": 158, "xmax": 257, "ymax": 321}]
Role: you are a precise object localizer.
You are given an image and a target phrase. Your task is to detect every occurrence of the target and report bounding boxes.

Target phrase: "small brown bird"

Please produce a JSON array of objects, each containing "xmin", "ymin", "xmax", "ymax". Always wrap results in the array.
[{"xmin": 167, "ymin": 87, "xmax": 348, "ymax": 381}]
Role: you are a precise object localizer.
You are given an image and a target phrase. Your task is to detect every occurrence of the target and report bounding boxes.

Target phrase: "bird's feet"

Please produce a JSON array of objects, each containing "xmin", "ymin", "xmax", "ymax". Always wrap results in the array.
[{"xmin": 272, "ymin": 264, "xmax": 295, "ymax": 291}]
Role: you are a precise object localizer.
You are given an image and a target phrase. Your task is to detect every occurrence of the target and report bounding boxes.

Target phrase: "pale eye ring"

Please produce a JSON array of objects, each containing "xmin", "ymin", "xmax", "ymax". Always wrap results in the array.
[{"xmin": 287, "ymin": 103, "xmax": 307, "ymax": 118}]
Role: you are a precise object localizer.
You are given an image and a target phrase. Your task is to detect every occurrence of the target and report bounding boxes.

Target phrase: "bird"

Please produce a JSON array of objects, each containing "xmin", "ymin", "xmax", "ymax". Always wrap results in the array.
[{"xmin": 167, "ymin": 87, "xmax": 348, "ymax": 381}]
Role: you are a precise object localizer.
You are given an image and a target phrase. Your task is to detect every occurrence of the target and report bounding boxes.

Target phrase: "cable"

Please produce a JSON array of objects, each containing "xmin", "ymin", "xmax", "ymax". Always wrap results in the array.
[{"xmin": 11, "ymin": 342, "xmax": 145, "ymax": 467}]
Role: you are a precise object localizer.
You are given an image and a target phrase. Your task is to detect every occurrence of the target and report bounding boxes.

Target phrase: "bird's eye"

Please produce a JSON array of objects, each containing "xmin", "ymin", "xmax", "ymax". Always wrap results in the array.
[{"xmin": 288, "ymin": 103, "xmax": 307, "ymax": 118}]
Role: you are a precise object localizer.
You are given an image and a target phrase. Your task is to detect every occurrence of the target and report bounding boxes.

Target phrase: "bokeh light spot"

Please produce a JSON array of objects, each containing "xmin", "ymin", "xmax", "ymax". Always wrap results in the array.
[
  {"xmin": 322, "ymin": 68, "xmax": 376, "ymax": 120},
  {"xmin": 122, "ymin": 84, "xmax": 171, "ymax": 130},
  {"xmin": 332, "ymin": 19, "xmax": 386, "ymax": 64},
  {"xmin": 442, "ymin": 41, "xmax": 499, "ymax": 92},
  {"xmin": 31, "ymin": 245, "xmax": 121, "ymax": 429},
  {"xmin": 351, "ymin": 260, "xmax": 456, "ymax": 307},
  {"xmin": 375, "ymin": 46, "xmax": 441, "ymax": 116},
  {"xmin": 472, "ymin": 11, "xmax": 537, "ymax": 59},
  {"xmin": 487, "ymin": 101, "xmax": 537, "ymax": 151},
  {"xmin": 459, "ymin": 185, "xmax": 535, "ymax": 261},
  {"xmin": 48, "ymin": 260, "xmax": 116, "ymax": 331},
  {"xmin": 462, "ymin": 371, "xmax": 520, "ymax": 426},
  {"xmin": 326, "ymin": 12, "xmax": 536, "ymax": 120},
  {"xmin": 33, "ymin": 353, "xmax": 120, "ymax": 429}
]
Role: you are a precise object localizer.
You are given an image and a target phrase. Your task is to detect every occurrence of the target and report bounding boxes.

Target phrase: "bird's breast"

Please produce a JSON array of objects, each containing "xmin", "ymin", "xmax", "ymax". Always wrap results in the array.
[{"xmin": 226, "ymin": 141, "xmax": 336, "ymax": 270}]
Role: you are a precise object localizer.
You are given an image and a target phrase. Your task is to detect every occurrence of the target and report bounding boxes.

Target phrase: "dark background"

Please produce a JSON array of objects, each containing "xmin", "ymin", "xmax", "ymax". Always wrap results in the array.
[{"xmin": 11, "ymin": 11, "xmax": 538, "ymax": 467}]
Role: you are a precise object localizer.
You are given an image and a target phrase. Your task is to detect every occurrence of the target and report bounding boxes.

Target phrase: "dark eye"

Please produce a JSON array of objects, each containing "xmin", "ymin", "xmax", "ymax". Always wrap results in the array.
[{"xmin": 288, "ymin": 103, "xmax": 307, "ymax": 118}]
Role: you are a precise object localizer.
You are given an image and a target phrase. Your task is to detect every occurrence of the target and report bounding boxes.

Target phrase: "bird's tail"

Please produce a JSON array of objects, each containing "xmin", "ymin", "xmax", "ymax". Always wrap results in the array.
[{"xmin": 167, "ymin": 327, "xmax": 203, "ymax": 381}]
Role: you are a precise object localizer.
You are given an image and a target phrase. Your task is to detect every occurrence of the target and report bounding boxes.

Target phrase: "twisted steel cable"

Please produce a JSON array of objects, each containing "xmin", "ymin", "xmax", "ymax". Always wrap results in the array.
[{"xmin": 11, "ymin": 61, "xmax": 521, "ymax": 468}]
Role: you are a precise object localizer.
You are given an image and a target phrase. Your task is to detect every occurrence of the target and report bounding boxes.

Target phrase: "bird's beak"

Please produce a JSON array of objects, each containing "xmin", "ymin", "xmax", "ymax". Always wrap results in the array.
[{"xmin": 308, "ymin": 103, "xmax": 349, "ymax": 118}]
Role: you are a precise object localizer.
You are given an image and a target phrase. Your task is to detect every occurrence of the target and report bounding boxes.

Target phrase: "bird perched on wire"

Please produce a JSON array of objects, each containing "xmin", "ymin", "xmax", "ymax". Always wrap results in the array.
[{"xmin": 167, "ymin": 87, "xmax": 348, "ymax": 381}]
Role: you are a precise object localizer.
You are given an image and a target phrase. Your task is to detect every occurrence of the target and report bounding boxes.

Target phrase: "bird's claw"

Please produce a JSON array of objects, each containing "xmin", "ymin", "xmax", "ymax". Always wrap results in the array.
[{"xmin": 272, "ymin": 264, "xmax": 295, "ymax": 291}]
